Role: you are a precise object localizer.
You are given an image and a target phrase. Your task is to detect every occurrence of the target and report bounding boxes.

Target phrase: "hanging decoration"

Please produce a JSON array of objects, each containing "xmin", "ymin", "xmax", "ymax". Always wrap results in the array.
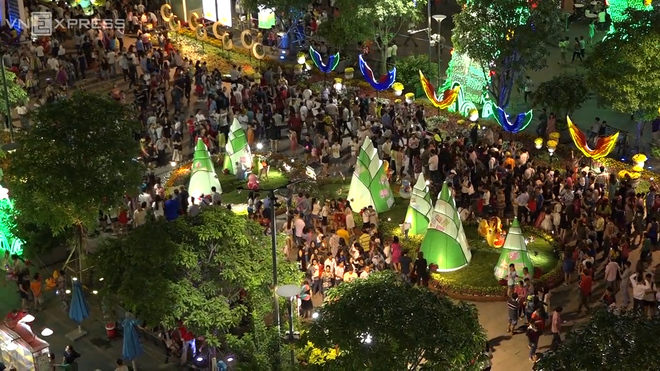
[
  {"xmin": 567, "ymin": 116, "xmax": 619, "ymax": 159},
  {"xmin": 419, "ymin": 71, "xmax": 460, "ymax": 109},
  {"xmin": 493, "ymin": 106, "xmax": 533, "ymax": 134},
  {"xmin": 309, "ymin": 46, "xmax": 340, "ymax": 74},
  {"xmin": 358, "ymin": 54, "xmax": 396, "ymax": 91}
]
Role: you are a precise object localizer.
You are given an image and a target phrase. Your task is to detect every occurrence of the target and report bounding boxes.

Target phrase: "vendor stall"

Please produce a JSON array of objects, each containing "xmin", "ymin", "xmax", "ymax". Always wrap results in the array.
[{"xmin": 0, "ymin": 323, "xmax": 51, "ymax": 370}]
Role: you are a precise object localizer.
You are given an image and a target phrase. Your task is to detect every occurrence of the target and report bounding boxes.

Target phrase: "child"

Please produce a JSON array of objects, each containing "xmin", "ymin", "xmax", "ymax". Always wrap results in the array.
[
  {"xmin": 31, "ymin": 273, "xmax": 44, "ymax": 311},
  {"xmin": 289, "ymin": 130, "xmax": 298, "ymax": 153}
]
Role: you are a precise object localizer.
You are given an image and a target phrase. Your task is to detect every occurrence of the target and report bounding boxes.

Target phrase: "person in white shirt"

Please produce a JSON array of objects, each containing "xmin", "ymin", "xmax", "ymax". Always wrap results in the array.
[
  {"xmin": 359, "ymin": 266, "xmax": 371, "ymax": 278},
  {"xmin": 211, "ymin": 187, "xmax": 222, "ymax": 205},
  {"xmin": 138, "ymin": 190, "xmax": 152, "ymax": 207},
  {"xmin": 293, "ymin": 214, "xmax": 306, "ymax": 245},
  {"xmin": 47, "ymin": 56, "xmax": 60, "ymax": 71}
]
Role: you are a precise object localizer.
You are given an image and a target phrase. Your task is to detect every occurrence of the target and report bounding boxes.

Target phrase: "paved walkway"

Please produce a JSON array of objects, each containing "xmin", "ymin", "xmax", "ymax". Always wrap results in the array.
[{"xmin": 0, "ymin": 269, "xmax": 177, "ymax": 370}]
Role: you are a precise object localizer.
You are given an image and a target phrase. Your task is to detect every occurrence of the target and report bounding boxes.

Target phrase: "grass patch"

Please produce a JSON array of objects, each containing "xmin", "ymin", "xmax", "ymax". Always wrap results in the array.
[{"xmin": 433, "ymin": 227, "xmax": 558, "ymax": 292}]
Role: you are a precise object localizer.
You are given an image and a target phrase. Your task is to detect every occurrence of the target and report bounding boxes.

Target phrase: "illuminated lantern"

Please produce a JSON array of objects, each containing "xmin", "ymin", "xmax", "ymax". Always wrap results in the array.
[
  {"xmin": 308, "ymin": 46, "xmax": 340, "ymax": 74},
  {"xmin": 358, "ymin": 54, "xmax": 396, "ymax": 91},
  {"xmin": 333, "ymin": 78, "xmax": 343, "ymax": 92},
  {"xmin": 468, "ymin": 109, "xmax": 479, "ymax": 122},
  {"xmin": 419, "ymin": 70, "xmax": 459, "ymax": 109},
  {"xmin": 344, "ymin": 67, "xmax": 354, "ymax": 80},
  {"xmin": 632, "ymin": 153, "xmax": 647, "ymax": 168},
  {"xmin": 405, "ymin": 92, "xmax": 415, "ymax": 104},
  {"xmin": 392, "ymin": 82, "xmax": 404, "ymax": 96},
  {"xmin": 534, "ymin": 138, "xmax": 543, "ymax": 150},
  {"xmin": 546, "ymin": 140, "xmax": 558, "ymax": 155},
  {"xmin": 297, "ymin": 52, "xmax": 306, "ymax": 65},
  {"xmin": 567, "ymin": 116, "xmax": 619, "ymax": 160}
]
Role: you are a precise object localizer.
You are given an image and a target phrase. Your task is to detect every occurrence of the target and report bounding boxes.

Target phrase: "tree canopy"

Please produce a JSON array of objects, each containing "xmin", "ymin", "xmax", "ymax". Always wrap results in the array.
[
  {"xmin": 324, "ymin": 0, "xmax": 426, "ymax": 74},
  {"xmin": 306, "ymin": 271, "xmax": 487, "ymax": 370},
  {"xmin": 533, "ymin": 73, "xmax": 591, "ymax": 122},
  {"xmin": 5, "ymin": 91, "xmax": 142, "ymax": 255},
  {"xmin": 452, "ymin": 0, "xmax": 563, "ymax": 107},
  {"xmin": 535, "ymin": 309, "xmax": 660, "ymax": 370},
  {"xmin": 585, "ymin": 8, "xmax": 660, "ymax": 118},
  {"xmin": 0, "ymin": 69, "xmax": 28, "ymax": 118},
  {"xmin": 92, "ymin": 207, "xmax": 302, "ymax": 366}
]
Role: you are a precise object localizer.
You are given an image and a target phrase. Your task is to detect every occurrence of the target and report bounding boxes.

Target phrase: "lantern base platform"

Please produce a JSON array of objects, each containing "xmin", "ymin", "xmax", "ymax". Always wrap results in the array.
[{"xmin": 66, "ymin": 328, "xmax": 88, "ymax": 341}]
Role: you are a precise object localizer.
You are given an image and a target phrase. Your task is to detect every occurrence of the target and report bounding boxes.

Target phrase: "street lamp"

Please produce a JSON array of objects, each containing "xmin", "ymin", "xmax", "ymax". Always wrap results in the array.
[
  {"xmin": 432, "ymin": 14, "xmax": 447, "ymax": 87},
  {"xmin": 276, "ymin": 284, "xmax": 301, "ymax": 367}
]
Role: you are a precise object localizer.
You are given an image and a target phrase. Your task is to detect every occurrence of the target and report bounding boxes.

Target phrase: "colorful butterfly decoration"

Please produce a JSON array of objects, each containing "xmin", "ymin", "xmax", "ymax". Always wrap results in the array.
[
  {"xmin": 308, "ymin": 46, "xmax": 340, "ymax": 74},
  {"xmin": 493, "ymin": 106, "xmax": 534, "ymax": 134},
  {"xmin": 358, "ymin": 54, "xmax": 396, "ymax": 91},
  {"xmin": 567, "ymin": 116, "xmax": 619, "ymax": 159},
  {"xmin": 419, "ymin": 71, "xmax": 460, "ymax": 109}
]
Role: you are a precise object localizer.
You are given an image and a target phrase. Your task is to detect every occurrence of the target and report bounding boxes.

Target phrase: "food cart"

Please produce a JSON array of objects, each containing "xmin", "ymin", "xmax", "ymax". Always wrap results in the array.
[{"xmin": 0, "ymin": 323, "xmax": 51, "ymax": 370}]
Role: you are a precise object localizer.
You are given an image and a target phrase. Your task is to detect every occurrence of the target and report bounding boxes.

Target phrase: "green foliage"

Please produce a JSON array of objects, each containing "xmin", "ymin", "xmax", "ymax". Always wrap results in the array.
[
  {"xmin": 306, "ymin": 271, "xmax": 487, "ymax": 370},
  {"xmin": 532, "ymin": 73, "xmax": 591, "ymax": 121},
  {"xmin": 535, "ymin": 309, "xmax": 660, "ymax": 370},
  {"xmin": 585, "ymin": 8, "xmax": 660, "ymax": 118},
  {"xmin": 316, "ymin": 17, "xmax": 369, "ymax": 55},
  {"xmin": 0, "ymin": 69, "xmax": 28, "ymax": 118},
  {"xmin": 395, "ymin": 55, "xmax": 439, "ymax": 97},
  {"xmin": 452, "ymin": 0, "xmax": 563, "ymax": 106},
  {"xmin": 6, "ymin": 91, "xmax": 142, "ymax": 241},
  {"xmin": 329, "ymin": 0, "xmax": 427, "ymax": 74},
  {"xmin": 92, "ymin": 207, "xmax": 302, "ymax": 367}
]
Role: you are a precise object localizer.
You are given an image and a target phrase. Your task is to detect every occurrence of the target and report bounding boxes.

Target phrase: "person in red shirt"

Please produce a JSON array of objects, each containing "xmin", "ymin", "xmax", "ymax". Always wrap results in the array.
[
  {"xmin": 577, "ymin": 270, "xmax": 592, "ymax": 314},
  {"xmin": 177, "ymin": 322, "xmax": 196, "ymax": 364},
  {"xmin": 288, "ymin": 112, "xmax": 303, "ymax": 141}
]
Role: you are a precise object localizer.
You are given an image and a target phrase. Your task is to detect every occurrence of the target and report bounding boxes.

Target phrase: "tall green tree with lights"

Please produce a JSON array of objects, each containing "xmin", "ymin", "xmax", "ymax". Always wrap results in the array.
[
  {"xmin": 585, "ymin": 8, "xmax": 660, "ymax": 118},
  {"xmin": 324, "ymin": 0, "xmax": 427, "ymax": 75},
  {"xmin": 306, "ymin": 271, "xmax": 487, "ymax": 370},
  {"xmin": 92, "ymin": 207, "xmax": 303, "ymax": 368},
  {"xmin": 5, "ymin": 91, "xmax": 142, "ymax": 259},
  {"xmin": 452, "ymin": 0, "xmax": 563, "ymax": 108}
]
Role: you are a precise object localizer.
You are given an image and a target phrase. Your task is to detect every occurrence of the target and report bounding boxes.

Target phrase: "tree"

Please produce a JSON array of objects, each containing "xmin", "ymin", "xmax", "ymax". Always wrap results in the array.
[
  {"xmin": 395, "ymin": 55, "xmax": 439, "ymax": 97},
  {"xmin": 327, "ymin": 0, "xmax": 427, "ymax": 75},
  {"xmin": 92, "ymin": 207, "xmax": 303, "ymax": 367},
  {"xmin": 535, "ymin": 309, "xmax": 660, "ymax": 370},
  {"xmin": 532, "ymin": 73, "xmax": 591, "ymax": 121},
  {"xmin": 5, "ymin": 91, "xmax": 142, "ymax": 258},
  {"xmin": 585, "ymin": 8, "xmax": 660, "ymax": 118},
  {"xmin": 307, "ymin": 271, "xmax": 487, "ymax": 370},
  {"xmin": 0, "ymin": 69, "xmax": 28, "ymax": 119},
  {"xmin": 452, "ymin": 0, "xmax": 563, "ymax": 107},
  {"xmin": 316, "ymin": 16, "xmax": 370, "ymax": 55}
]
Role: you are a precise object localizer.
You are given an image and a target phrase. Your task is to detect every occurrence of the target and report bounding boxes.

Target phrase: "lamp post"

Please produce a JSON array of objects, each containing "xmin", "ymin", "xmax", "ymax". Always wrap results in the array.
[
  {"xmin": 276, "ymin": 284, "xmax": 301, "ymax": 367},
  {"xmin": 240, "ymin": 178, "xmax": 304, "ymax": 365},
  {"xmin": 432, "ymin": 14, "xmax": 447, "ymax": 88}
]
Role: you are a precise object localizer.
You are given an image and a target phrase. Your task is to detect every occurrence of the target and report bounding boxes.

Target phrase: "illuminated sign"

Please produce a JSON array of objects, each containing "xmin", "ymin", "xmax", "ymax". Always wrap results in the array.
[
  {"xmin": 258, "ymin": 6, "xmax": 275, "ymax": 29},
  {"xmin": 202, "ymin": 0, "xmax": 232, "ymax": 27}
]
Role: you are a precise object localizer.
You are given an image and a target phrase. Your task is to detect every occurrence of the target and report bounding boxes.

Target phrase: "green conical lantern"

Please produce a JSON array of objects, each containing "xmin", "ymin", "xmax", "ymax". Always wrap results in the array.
[
  {"xmin": 494, "ymin": 217, "xmax": 535, "ymax": 280},
  {"xmin": 222, "ymin": 118, "xmax": 252, "ymax": 175},
  {"xmin": 419, "ymin": 182, "xmax": 472, "ymax": 272},
  {"xmin": 188, "ymin": 138, "xmax": 222, "ymax": 199},
  {"xmin": 404, "ymin": 173, "xmax": 433, "ymax": 235},
  {"xmin": 346, "ymin": 137, "xmax": 394, "ymax": 213}
]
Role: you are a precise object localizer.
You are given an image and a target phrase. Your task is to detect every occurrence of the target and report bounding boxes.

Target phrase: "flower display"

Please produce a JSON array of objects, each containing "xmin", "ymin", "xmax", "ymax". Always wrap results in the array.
[
  {"xmin": 546, "ymin": 140, "xmax": 558, "ymax": 150},
  {"xmin": 618, "ymin": 169, "xmax": 641, "ymax": 180},
  {"xmin": 548, "ymin": 132, "xmax": 561, "ymax": 141},
  {"xmin": 344, "ymin": 67, "xmax": 354, "ymax": 79},
  {"xmin": 632, "ymin": 165, "xmax": 644, "ymax": 172},
  {"xmin": 392, "ymin": 82, "xmax": 404, "ymax": 96}
]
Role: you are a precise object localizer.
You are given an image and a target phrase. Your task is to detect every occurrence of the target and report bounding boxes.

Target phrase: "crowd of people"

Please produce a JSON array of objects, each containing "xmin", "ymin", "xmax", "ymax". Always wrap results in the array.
[{"xmin": 4, "ymin": 0, "xmax": 660, "ymax": 369}]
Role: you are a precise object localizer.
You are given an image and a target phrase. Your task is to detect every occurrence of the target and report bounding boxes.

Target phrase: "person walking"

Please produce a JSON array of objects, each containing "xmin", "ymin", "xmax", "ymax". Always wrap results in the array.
[
  {"xmin": 619, "ymin": 261, "xmax": 633, "ymax": 308},
  {"xmin": 523, "ymin": 76, "xmax": 534, "ymax": 103},
  {"xmin": 572, "ymin": 37, "xmax": 583, "ymax": 62},
  {"xmin": 550, "ymin": 306, "xmax": 563, "ymax": 351},
  {"xmin": 579, "ymin": 36, "xmax": 586, "ymax": 58},
  {"xmin": 558, "ymin": 37, "xmax": 568, "ymax": 64}
]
